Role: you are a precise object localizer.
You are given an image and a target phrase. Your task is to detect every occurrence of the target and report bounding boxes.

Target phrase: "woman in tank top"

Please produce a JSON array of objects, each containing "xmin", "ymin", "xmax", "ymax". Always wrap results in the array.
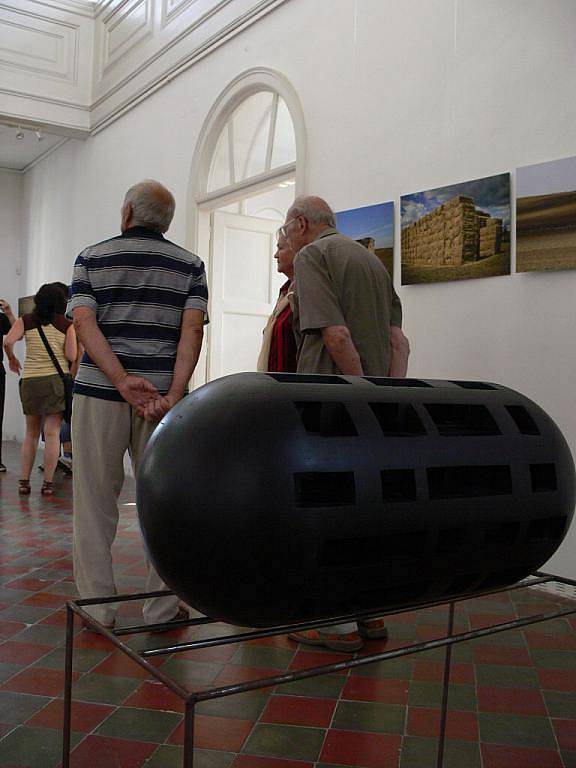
[{"xmin": 3, "ymin": 283, "xmax": 77, "ymax": 496}]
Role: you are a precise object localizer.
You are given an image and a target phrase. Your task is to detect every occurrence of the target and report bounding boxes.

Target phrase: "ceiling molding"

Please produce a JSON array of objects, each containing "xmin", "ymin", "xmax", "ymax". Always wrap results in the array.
[
  {"xmin": 91, "ymin": 0, "xmax": 289, "ymax": 133},
  {"xmin": 24, "ymin": 0, "xmax": 97, "ymax": 18}
]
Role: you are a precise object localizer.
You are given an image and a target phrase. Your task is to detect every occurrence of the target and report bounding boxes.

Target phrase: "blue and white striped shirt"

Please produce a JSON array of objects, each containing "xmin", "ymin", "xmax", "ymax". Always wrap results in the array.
[{"xmin": 67, "ymin": 226, "xmax": 208, "ymax": 401}]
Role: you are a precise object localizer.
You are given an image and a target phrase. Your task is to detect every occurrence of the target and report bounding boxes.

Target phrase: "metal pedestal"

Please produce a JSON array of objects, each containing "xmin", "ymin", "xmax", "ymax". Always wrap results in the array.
[{"xmin": 62, "ymin": 572, "xmax": 576, "ymax": 768}]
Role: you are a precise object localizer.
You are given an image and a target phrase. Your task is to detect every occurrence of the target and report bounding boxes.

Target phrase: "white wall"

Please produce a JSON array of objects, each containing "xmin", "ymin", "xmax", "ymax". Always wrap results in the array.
[
  {"xmin": 0, "ymin": 170, "xmax": 24, "ymax": 441},
  {"xmin": 19, "ymin": 0, "xmax": 576, "ymax": 575}
]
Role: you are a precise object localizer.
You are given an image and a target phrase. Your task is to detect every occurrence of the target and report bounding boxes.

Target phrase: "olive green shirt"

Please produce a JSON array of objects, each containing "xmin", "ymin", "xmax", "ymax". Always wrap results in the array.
[{"xmin": 293, "ymin": 228, "xmax": 398, "ymax": 376}]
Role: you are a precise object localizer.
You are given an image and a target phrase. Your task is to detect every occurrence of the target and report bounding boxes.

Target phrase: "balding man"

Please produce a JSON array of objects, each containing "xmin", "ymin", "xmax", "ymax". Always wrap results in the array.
[
  {"xmin": 67, "ymin": 180, "xmax": 208, "ymax": 628},
  {"xmin": 283, "ymin": 195, "xmax": 404, "ymax": 652}
]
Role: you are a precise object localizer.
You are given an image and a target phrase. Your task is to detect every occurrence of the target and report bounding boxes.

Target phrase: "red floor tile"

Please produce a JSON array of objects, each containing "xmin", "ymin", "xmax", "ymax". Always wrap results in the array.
[
  {"xmin": 538, "ymin": 668, "xmax": 576, "ymax": 692},
  {"xmin": 0, "ymin": 619, "xmax": 27, "ymax": 639},
  {"xmin": 407, "ymin": 707, "xmax": 478, "ymax": 740},
  {"xmin": 477, "ymin": 686, "xmax": 546, "ymax": 715},
  {"xmin": 342, "ymin": 676, "xmax": 409, "ymax": 705},
  {"xmin": 553, "ymin": 719, "xmax": 576, "ymax": 751},
  {"xmin": 468, "ymin": 613, "xmax": 516, "ymax": 629},
  {"xmin": 70, "ymin": 735, "xmax": 157, "ymax": 767},
  {"xmin": 1, "ymin": 666, "xmax": 78, "ymax": 696},
  {"xmin": 233, "ymin": 757, "xmax": 313, "ymax": 768},
  {"xmin": 5, "ymin": 576, "xmax": 57, "ymax": 591},
  {"xmin": 0, "ymin": 640, "xmax": 52, "ymax": 665},
  {"xmin": 27, "ymin": 698, "xmax": 114, "ymax": 732},
  {"xmin": 481, "ymin": 743, "xmax": 563, "ymax": 768},
  {"xmin": 320, "ymin": 730, "xmax": 401, "ymax": 767},
  {"xmin": 289, "ymin": 649, "xmax": 350, "ymax": 670},
  {"xmin": 413, "ymin": 660, "xmax": 474, "ymax": 684},
  {"xmin": 21, "ymin": 591, "xmax": 68, "ymax": 608},
  {"xmin": 247, "ymin": 634, "xmax": 295, "ymax": 649},
  {"xmin": 123, "ymin": 680, "xmax": 185, "ymax": 712},
  {"xmin": 38, "ymin": 609, "xmax": 69, "ymax": 627},
  {"xmin": 169, "ymin": 714, "xmax": 254, "ymax": 751},
  {"xmin": 524, "ymin": 630, "xmax": 576, "ymax": 650},
  {"xmin": 261, "ymin": 694, "xmax": 335, "ymax": 727},
  {"xmin": 91, "ymin": 650, "xmax": 157, "ymax": 679},
  {"xmin": 73, "ymin": 630, "xmax": 116, "ymax": 651},
  {"xmin": 473, "ymin": 645, "xmax": 532, "ymax": 666}
]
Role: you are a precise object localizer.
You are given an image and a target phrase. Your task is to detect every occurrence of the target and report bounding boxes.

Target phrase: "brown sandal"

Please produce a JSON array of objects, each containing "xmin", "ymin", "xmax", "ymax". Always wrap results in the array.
[
  {"xmin": 41, "ymin": 481, "xmax": 54, "ymax": 496},
  {"xmin": 19, "ymin": 479, "xmax": 31, "ymax": 495}
]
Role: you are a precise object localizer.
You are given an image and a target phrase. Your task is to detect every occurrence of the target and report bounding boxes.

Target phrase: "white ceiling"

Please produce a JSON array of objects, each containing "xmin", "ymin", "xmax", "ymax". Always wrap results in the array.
[{"xmin": 0, "ymin": 124, "xmax": 67, "ymax": 172}]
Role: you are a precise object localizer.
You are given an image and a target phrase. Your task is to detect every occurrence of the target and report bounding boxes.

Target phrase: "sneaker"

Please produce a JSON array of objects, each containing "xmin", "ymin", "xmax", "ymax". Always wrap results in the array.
[
  {"xmin": 288, "ymin": 628, "xmax": 363, "ymax": 653},
  {"xmin": 358, "ymin": 618, "xmax": 389, "ymax": 640},
  {"xmin": 0, "ymin": 463, "xmax": 6, "ymax": 472}
]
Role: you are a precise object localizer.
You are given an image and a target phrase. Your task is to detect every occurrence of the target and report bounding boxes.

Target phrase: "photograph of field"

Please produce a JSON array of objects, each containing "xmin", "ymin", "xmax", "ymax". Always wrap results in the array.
[
  {"xmin": 516, "ymin": 155, "xmax": 576, "ymax": 273},
  {"xmin": 335, "ymin": 201, "xmax": 394, "ymax": 278},
  {"xmin": 400, "ymin": 173, "xmax": 511, "ymax": 285}
]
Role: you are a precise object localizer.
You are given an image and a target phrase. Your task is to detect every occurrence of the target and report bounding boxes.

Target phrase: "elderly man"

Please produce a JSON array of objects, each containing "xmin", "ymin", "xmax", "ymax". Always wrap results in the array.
[
  {"xmin": 283, "ymin": 195, "xmax": 405, "ymax": 652},
  {"xmin": 68, "ymin": 180, "xmax": 208, "ymax": 628}
]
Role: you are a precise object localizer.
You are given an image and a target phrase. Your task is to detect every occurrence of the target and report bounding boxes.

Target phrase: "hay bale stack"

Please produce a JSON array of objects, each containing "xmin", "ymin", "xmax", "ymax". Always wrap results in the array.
[
  {"xmin": 479, "ymin": 218, "xmax": 502, "ymax": 258},
  {"xmin": 402, "ymin": 195, "xmax": 478, "ymax": 266}
]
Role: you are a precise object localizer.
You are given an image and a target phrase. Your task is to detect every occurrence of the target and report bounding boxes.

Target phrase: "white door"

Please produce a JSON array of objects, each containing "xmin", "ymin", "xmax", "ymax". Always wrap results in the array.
[{"xmin": 208, "ymin": 210, "xmax": 284, "ymax": 381}]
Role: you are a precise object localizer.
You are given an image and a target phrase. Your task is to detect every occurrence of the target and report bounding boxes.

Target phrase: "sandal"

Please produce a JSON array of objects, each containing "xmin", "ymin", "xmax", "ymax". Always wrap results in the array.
[
  {"xmin": 41, "ymin": 481, "xmax": 54, "ymax": 496},
  {"xmin": 19, "ymin": 479, "xmax": 31, "ymax": 495}
]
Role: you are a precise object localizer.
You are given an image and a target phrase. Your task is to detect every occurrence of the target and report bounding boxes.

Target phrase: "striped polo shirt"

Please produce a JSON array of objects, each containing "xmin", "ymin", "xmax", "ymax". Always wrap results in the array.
[{"xmin": 67, "ymin": 226, "xmax": 208, "ymax": 402}]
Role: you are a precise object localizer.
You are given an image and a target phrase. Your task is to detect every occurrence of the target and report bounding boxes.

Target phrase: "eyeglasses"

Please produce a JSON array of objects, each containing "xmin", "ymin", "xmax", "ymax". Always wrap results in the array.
[{"xmin": 276, "ymin": 216, "xmax": 302, "ymax": 240}]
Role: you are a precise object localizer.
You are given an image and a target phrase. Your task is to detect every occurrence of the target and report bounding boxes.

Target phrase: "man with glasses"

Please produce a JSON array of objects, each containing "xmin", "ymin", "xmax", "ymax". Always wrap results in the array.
[{"xmin": 284, "ymin": 195, "xmax": 403, "ymax": 652}]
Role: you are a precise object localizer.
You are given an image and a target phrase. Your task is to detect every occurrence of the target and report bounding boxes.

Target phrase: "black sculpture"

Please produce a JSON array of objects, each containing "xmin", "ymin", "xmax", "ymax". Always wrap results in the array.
[{"xmin": 137, "ymin": 373, "xmax": 575, "ymax": 627}]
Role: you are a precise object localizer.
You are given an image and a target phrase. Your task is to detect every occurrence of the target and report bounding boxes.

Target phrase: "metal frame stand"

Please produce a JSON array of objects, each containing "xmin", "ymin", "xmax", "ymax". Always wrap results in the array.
[{"xmin": 62, "ymin": 572, "xmax": 576, "ymax": 768}]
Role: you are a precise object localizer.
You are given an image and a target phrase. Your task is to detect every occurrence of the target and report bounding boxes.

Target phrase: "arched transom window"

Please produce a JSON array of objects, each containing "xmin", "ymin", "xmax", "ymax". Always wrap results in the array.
[{"xmin": 207, "ymin": 92, "xmax": 296, "ymax": 194}]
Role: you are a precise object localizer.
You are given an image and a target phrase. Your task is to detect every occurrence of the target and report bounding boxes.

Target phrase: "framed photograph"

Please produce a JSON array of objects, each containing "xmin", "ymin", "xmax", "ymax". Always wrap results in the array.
[
  {"xmin": 401, "ymin": 174, "xmax": 511, "ymax": 285},
  {"xmin": 516, "ymin": 155, "xmax": 576, "ymax": 273},
  {"xmin": 335, "ymin": 201, "xmax": 395, "ymax": 279}
]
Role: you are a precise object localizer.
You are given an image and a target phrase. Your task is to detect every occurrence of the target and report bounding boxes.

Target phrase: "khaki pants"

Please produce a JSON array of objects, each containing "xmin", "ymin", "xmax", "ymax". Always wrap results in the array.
[{"xmin": 72, "ymin": 394, "xmax": 180, "ymax": 626}]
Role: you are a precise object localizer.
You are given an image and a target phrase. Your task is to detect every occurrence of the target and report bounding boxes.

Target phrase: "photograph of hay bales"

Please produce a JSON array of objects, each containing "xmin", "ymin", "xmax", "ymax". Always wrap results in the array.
[
  {"xmin": 335, "ymin": 201, "xmax": 394, "ymax": 278},
  {"xmin": 516, "ymin": 155, "xmax": 576, "ymax": 273},
  {"xmin": 401, "ymin": 173, "xmax": 511, "ymax": 285}
]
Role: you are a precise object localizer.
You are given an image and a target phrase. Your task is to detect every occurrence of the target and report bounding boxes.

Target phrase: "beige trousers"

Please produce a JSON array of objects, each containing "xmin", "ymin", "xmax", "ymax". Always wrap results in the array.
[{"xmin": 72, "ymin": 394, "xmax": 180, "ymax": 626}]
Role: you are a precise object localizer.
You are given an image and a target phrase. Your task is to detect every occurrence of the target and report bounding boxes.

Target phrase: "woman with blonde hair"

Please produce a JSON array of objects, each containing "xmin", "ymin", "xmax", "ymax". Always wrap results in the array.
[{"xmin": 4, "ymin": 283, "xmax": 77, "ymax": 496}]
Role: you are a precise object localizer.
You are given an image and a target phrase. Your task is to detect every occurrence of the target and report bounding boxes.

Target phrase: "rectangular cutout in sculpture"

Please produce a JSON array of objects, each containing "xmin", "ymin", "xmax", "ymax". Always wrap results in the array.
[
  {"xmin": 400, "ymin": 174, "xmax": 511, "ymax": 284},
  {"xmin": 516, "ymin": 155, "xmax": 576, "ymax": 273},
  {"xmin": 335, "ymin": 202, "xmax": 394, "ymax": 280}
]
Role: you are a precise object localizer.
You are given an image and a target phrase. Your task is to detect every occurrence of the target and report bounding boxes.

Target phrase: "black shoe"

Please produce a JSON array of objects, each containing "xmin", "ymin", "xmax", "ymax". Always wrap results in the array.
[{"xmin": 0, "ymin": 463, "xmax": 6, "ymax": 473}]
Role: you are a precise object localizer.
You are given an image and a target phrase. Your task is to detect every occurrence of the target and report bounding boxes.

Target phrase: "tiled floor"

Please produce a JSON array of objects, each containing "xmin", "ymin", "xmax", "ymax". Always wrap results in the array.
[{"xmin": 0, "ymin": 440, "xmax": 575, "ymax": 768}]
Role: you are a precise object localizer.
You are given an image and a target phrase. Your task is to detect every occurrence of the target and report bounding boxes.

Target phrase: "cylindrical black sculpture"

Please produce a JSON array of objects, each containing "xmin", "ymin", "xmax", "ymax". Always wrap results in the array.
[{"xmin": 137, "ymin": 373, "xmax": 575, "ymax": 627}]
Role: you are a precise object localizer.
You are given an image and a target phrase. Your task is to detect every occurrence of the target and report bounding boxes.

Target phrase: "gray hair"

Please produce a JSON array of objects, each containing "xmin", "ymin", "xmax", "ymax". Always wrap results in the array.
[
  {"xmin": 124, "ymin": 180, "xmax": 175, "ymax": 233},
  {"xmin": 290, "ymin": 195, "xmax": 336, "ymax": 228}
]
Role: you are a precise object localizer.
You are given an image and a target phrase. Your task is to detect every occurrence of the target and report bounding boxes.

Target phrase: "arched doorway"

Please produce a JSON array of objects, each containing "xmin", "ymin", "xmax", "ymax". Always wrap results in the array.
[{"xmin": 188, "ymin": 69, "xmax": 306, "ymax": 386}]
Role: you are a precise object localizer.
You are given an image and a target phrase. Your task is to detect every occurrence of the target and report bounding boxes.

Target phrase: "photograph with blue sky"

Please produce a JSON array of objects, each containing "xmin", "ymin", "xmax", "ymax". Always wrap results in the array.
[
  {"xmin": 335, "ymin": 201, "xmax": 394, "ymax": 249},
  {"xmin": 401, "ymin": 173, "xmax": 511, "ymax": 230}
]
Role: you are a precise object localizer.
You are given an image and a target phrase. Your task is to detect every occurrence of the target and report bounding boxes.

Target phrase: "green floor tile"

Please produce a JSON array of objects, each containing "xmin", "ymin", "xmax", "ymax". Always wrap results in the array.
[
  {"xmin": 196, "ymin": 690, "xmax": 268, "ymax": 720},
  {"xmin": 468, "ymin": 630, "xmax": 526, "ymax": 648},
  {"xmin": 447, "ymin": 684, "xmax": 477, "ymax": 711},
  {"xmin": 332, "ymin": 700, "xmax": 405, "ymax": 733},
  {"xmin": 11, "ymin": 624, "xmax": 67, "ymax": 647},
  {"xmin": 243, "ymin": 723, "xmax": 325, "ymax": 761},
  {"xmin": 444, "ymin": 739, "xmax": 481, "ymax": 768},
  {"xmin": 0, "ymin": 588, "xmax": 32, "ymax": 605},
  {"xmin": 543, "ymin": 690, "xmax": 576, "ymax": 718},
  {"xmin": 561, "ymin": 751, "xmax": 576, "ymax": 768},
  {"xmin": 475, "ymin": 664, "xmax": 539, "ymax": 688},
  {"xmin": 408, "ymin": 681, "xmax": 442, "ymax": 707},
  {"xmin": 32, "ymin": 645, "xmax": 110, "ymax": 673},
  {"xmin": 96, "ymin": 706, "xmax": 181, "ymax": 743},
  {"xmin": 71, "ymin": 673, "xmax": 141, "ymax": 704},
  {"xmin": 230, "ymin": 645, "xmax": 294, "ymax": 669},
  {"xmin": 0, "ymin": 662, "xmax": 21, "ymax": 685},
  {"xmin": 0, "ymin": 605, "xmax": 53, "ymax": 623},
  {"xmin": 530, "ymin": 649, "xmax": 576, "ymax": 670},
  {"xmin": 0, "ymin": 725, "xmax": 81, "ymax": 768},
  {"xmin": 479, "ymin": 712, "xmax": 556, "ymax": 748},
  {"xmin": 0, "ymin": 691, "xmax": 50, "ymax": 724},
  {"xmin": 145, "ymin": 746, "xmax": 234, "ymax": 768},
  {"xmin": 160, "ymin": 659, "xmax": 222, "ymax": 687},
  {"xmin": 280, "ymin": 672, "xmax": 346, "ymax": 698},
  {"xmin": 353, "ymin": 657, "xmax": 412, "ymax": 679},
  {"xmin": 46, "ymin": 581, "xmax": 79, "ymax": 595}
]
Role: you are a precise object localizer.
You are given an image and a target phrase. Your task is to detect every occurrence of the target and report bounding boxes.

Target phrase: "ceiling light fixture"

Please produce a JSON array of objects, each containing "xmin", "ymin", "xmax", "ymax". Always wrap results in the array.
[
  {"xmin": 16, "ymin": 127, "xmax": 25, "ymax": 140},
  {"xmin": 35, "ymin": 128, "xmax": 44, "ymax": 142}
]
